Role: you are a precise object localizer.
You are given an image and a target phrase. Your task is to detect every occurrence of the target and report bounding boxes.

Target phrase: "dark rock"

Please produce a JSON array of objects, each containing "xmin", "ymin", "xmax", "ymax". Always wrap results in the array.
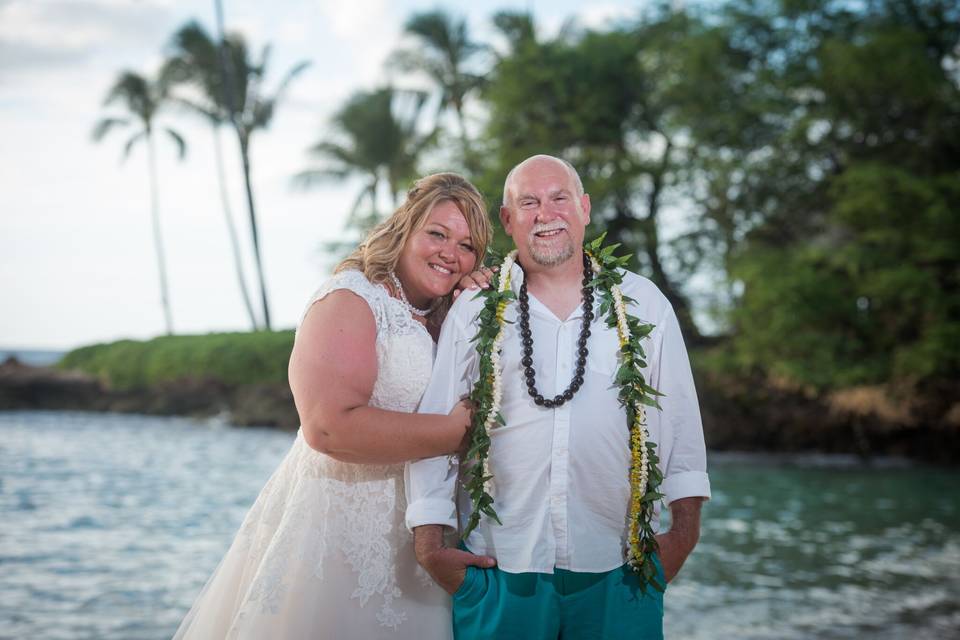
[
  {"xmin": 0, "ymin": 359, "xmax": 105, "ymax": 410},
  {"xmin": 230, "ymin": 384, "xmax": 299, "ymax": 429}
]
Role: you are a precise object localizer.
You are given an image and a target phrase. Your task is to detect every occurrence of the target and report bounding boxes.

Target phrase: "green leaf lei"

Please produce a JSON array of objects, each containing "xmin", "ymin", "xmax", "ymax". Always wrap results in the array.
[{"xmin": 461, "ymin": 236, "xmax": 667, "ymax": 592}]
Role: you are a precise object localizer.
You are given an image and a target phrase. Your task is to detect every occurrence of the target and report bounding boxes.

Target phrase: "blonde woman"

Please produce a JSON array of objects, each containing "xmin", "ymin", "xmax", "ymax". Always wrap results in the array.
[{"xmin": 174, "ymin": 173, "xmax": 493, "ymax": 639}]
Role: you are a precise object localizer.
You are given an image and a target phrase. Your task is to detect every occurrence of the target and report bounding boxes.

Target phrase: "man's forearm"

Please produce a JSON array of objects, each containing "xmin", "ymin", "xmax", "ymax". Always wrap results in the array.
[
  {"xmin": 656, "ymin": 496, "xmax": 704, "ymax": 582},
  {"xmin": 413, "ymin": 524, "xmax": 495, "ymax": 595},
  {"xmin": 413, "ymin": 524, "xmax": 445, "ymax": 562}
]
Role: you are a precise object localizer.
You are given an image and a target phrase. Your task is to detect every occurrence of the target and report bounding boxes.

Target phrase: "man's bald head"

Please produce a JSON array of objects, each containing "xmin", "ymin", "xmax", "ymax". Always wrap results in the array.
[{"xmin": 502, "ymin": 155, "xmax": 584, "ymax": 207}]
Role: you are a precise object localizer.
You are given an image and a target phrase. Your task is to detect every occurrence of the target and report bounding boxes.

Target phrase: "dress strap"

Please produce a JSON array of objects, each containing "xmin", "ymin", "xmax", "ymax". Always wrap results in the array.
[{"xmin": 297, "ymin": 270, "xmax": 388, "ymax": 334}]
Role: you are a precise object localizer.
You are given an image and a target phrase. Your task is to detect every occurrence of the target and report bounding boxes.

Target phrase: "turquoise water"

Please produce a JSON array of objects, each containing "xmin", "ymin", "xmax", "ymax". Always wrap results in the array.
[{"xmin": 1, "ymin": 411, "xmax": 958, "ymax": 639}]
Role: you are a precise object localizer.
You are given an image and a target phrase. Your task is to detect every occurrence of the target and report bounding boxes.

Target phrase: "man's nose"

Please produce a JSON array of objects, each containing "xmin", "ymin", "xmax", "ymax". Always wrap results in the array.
[{"xmin": 535, "ymin": 205, "xmax": 559, "ymax": 223}]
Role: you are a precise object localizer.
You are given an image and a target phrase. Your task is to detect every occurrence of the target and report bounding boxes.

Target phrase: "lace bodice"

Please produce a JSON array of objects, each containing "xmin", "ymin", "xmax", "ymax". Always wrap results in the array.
[{"xmin": 300, "ymin": 269, "xmax": 435, "ymax": 415}]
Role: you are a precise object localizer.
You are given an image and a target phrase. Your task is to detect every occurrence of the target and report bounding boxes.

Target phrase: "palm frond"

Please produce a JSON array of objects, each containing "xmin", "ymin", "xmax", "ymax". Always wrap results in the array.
[
  {"xmin": 91, "ymin": 117, "xmax": 130, "ymax": 142},
  {"xmin": 274, "ymin": 60, "xmax": 311, "ymax": 99},
  {"xmin": 164, "ymin": 127, "xmax": 187, "ymax": 159},
  {"xmin": 290, "ymin": 167, "xmax": 351, "ymax": 189},
  {"xmin": 492, "ymin": 11, "xmax": 536, "ymax": 54},
  {"xmin": 167, "ymin": 94, "xmax": 222, "ymax": 122},
  {"xmin": 121, "ymin": 129, "xmax": 147, "ymax": 161},
  {"xmin": 346, "ymin": 180, "xmax": 379, "ymax": 221}
]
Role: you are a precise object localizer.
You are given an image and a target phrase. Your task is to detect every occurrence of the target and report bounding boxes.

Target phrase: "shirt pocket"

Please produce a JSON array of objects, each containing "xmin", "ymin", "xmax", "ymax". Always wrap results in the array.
[{"xmin": 585, "ymin": 321, "xmax": 621, "ymax": 378}]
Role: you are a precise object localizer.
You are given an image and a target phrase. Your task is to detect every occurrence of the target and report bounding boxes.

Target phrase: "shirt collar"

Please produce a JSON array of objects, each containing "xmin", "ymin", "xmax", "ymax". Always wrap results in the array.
[{"xmin": 507, "ymin": 260, "xmax": 596, "ymax": 322}]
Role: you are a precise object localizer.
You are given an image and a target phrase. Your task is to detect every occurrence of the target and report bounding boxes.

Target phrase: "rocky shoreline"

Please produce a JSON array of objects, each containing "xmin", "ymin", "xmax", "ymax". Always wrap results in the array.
[
  {"xmin": 0, "ymin": 358, "xmax": 299, "ymax": 429},
  {"xmin": 2, "ymin": 357, "xmax": 957, "ymax": 463}
]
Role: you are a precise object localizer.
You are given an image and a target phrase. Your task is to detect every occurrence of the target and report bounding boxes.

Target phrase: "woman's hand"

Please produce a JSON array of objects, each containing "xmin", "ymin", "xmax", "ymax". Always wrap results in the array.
[{"xmin": 453, "ymin": 266, "xmax": 497, "ymax": 299}]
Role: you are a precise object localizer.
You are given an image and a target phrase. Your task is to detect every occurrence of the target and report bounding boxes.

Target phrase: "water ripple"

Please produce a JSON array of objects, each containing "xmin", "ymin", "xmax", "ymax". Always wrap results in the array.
[{"xmin": 2, "ymin": 411, "xmax": 959, "ymax": 639}]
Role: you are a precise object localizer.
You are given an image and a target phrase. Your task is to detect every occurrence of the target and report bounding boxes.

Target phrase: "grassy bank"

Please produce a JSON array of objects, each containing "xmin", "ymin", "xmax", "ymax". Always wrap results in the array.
[{"xmin": 59, "ymin": 331, "xmax": 295, "ymax": 390}]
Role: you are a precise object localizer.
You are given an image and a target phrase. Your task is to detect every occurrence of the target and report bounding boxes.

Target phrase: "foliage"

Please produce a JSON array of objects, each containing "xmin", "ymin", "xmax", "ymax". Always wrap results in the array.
[
  {"xmin": 466, "ymin": 0, "xmax": 959, "ymax": 393},
  {"xmin": 296, "ymin": 87, "xmax": 435, "ymax": 235},
  {"xmin": 161, "ymin": 20, "xmax": 309, "ymax": 331},
  {"xmin": 114, "ymin": 0, "xmax": 959, "ymax": 398},
  {"xmin": 461, "ymin": 255, "xmax": 513, "ymax": 537},
  {"xmin": 586, "ymin": 236, "xmax": 664, "ymax": 591},
  {"xmin": 162, "ymin": 20, "xmax": 260, "ymax": 331},
  {"xmin": 60, "ymin": 331, "xmax": 295, "ymax": 390},
  {"xmin": 710, "ymin": 0, "xmax": 960, "ymax": 389},
  {"xmin": 92, "ymin": 69, "xmax": 186, "ymax": 336},
  {"xmin": 391, "ymin": 9, "xmax": 486, "ymax": 170},
  {"xmin": 477, "ymin": 16, "xmax": 706, "ymax": 341}
]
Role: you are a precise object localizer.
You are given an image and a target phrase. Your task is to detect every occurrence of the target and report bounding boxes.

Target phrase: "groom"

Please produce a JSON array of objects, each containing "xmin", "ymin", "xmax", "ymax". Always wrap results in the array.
[{"xmin": 405, "ymin": 155, "xmax": 710, "ymax": 639}]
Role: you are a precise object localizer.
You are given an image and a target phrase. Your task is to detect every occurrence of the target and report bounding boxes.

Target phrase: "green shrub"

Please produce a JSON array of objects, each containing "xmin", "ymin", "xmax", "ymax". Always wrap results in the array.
[{"xmin": 59, "ymin": 331, "xmax": 296, "ymax": 389}]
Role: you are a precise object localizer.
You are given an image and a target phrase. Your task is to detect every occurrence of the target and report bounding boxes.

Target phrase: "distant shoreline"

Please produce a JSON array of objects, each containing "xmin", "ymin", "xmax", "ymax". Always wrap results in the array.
[
  {"xmin": 0, "ymin": 356, "xmax": 298, "ymax": 430},
  {"xmin": 2, "ymin": 353, "xmax": 958, "ymax": 465}
]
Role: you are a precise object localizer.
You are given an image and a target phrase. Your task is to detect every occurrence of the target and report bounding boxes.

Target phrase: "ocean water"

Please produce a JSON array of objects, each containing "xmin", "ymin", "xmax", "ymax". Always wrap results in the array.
[
  {"xmin": 1, "ymin": 411, "xmax": 958, "ymax": 639},
  {"xmin": 0, "ymin": 350, "xmax": 64, "ymax": 367}
]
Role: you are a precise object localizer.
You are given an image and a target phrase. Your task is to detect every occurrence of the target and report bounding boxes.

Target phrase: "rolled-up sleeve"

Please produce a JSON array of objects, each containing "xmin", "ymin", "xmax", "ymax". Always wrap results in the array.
[
  {"xmin": 404, "ymin": 297, "xmax": 478, "ymax": 532},
  {"xmin": 650, "ymin": 306, "xmax": 711, "ymax": 505}
]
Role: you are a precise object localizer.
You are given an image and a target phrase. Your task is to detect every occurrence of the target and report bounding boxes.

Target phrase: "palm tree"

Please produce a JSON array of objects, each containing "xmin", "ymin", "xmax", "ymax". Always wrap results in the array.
[
  {"xmin": 492, "ymin": 11, "xmax": 537, "ymax": 55},
  {"xmin": 162, "ymin": 20, "xmax": 259, "ymax": 330},
  {"xmin": 218, "ymin": 36, "xmax": 310, "ymax": 331},
  {"xmin": 295, "ymin": 87, "xmax": 435, "ymax": 236},
  {"xmin": 92, "ymin": 71, "xmax": 186, "ymax": 336},
  {"xmin": 392, "ymin": 10, "xmax": 485, "ymax": 170}
]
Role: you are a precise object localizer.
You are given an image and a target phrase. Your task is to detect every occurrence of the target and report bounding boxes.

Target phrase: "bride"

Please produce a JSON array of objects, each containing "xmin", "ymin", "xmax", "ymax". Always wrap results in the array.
[{"xmin": 174, "ymin": 173, "xmax": 493, "ymax": 639}]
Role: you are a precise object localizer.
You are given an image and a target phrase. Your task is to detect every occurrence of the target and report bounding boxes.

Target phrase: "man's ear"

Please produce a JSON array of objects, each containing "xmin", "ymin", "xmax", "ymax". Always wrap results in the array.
[
  {"xmin": 580, "ymin": 193, "xmax": 591, "ymax": 223},
  {"xmin": 499, "ymin": 205, "xmax": 513, "ymax": 234}
]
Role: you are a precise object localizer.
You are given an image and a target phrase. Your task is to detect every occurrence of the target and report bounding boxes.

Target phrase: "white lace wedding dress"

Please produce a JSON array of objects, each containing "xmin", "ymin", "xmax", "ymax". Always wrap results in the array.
[{"xmin": 174, "ymin": 270, "xmax": 452, "ymax": 640}]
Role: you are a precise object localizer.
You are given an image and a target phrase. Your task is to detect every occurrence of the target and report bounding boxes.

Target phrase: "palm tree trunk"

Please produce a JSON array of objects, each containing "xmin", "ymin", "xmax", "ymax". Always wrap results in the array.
[
  {"xmin": 454, "ymin": 102, "xmax": 475, "ymax": 172},
  {"xmin": 212, "ymin": 125, "xmax": 259, "ymax": 330},
  {"xmin": 237, "ymin": 133, "xmax": 272, "ymax": 330},
  {"xmin": 146, "ymin": 131, "xmax": 174, "ymax": 335}
]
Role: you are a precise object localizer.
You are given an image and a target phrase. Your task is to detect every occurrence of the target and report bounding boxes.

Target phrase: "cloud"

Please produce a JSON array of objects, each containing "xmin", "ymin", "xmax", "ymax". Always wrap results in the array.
[
  {"xmin": 578, "ymin": 3, "xmax": 638, "ymax": 29},
  {"xmin": 0, "ymin": 0, "xmax": 177, "ymax": 75}
]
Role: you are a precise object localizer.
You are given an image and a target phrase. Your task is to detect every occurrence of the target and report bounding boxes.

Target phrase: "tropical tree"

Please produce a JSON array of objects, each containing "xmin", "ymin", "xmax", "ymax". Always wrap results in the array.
[
  {"xmin": 213, "ymin": 33, "xmax": 309, "ymax": 330},
  {"xmin": 480, "ymin": 19, "xmax": 706, "ymax": 342},
  {"xmin": 492, "ymin": 10, "xmax": 537, "ymax": 55},
  {"xmin": 92, "ymin": 71, "xmax": 186, "ymax": 336},
  {"xmin": 391, "ymin": 10, "xmax": 485, "ymax": 170},
  {"xmin": 706, "ymin": 0, "xmax": 960, "ymax": 389},
  {"xmin": 295, "ymin": 87, "xmax": 435, "ymax": 237},
  {"xmin": 162, "ymin": 20, "xmax": 259, "ymax": 330}
]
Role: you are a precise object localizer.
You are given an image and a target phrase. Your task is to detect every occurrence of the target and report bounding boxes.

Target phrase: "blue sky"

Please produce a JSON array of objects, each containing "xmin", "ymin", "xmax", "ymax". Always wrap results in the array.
[{"xmin": 0, "ymin": 0, "xmax": 652, "ymax": 349}]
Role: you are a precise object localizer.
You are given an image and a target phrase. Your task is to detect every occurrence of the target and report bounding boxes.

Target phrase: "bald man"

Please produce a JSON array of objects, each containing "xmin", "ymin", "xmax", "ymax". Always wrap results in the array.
[{"xmin": 405, "ymin": 155, "xmax": 711, "ymax": 639}]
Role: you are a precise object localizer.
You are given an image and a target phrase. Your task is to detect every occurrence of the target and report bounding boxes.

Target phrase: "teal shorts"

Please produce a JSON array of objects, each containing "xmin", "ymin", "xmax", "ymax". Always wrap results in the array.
[{"xmin": 452, "ymin": 557, "xmax": 665, "ymax": 640}]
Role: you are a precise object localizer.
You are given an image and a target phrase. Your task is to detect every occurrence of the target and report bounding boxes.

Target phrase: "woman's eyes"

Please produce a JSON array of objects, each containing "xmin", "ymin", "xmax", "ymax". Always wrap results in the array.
[{"xmin": 428, "ymin": 229, "xmax": 473, "ymax": 251}]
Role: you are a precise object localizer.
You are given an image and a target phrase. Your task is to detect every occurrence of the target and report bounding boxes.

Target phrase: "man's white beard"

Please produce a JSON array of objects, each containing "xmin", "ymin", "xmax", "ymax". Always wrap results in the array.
[
  {"xmin": 527, "ymin": 222, "xmax": 575, "ymax": 266},
  {"xmin": 529, "ymin": 239, "xmax": 575, "ymax": 266}
]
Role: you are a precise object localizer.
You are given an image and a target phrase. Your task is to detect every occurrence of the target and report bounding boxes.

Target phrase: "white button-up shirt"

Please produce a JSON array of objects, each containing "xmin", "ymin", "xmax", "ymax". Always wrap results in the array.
[{"xmin": 405, "ymin": 263, "xmax": 711, "ymax": 574}]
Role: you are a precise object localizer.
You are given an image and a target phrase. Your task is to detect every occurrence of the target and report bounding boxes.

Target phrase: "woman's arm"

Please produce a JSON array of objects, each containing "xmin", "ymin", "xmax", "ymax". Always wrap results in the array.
[{"xmin": 289, "ymin": 290, "xmax": 469, "ymax": 464}]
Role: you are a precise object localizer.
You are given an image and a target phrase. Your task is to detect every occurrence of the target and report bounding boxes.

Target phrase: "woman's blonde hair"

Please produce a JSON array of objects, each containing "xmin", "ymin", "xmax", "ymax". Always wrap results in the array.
[{"xmin": 335, "ymin": 172, "xmax": 492, "ymax": 320}]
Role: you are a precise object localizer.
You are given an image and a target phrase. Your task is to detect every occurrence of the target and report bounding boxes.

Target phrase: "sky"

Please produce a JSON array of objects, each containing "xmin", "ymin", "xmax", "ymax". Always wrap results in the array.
[{"xmin": 0, "ymin": 0, "xmax": 649, "ymax": 350}]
